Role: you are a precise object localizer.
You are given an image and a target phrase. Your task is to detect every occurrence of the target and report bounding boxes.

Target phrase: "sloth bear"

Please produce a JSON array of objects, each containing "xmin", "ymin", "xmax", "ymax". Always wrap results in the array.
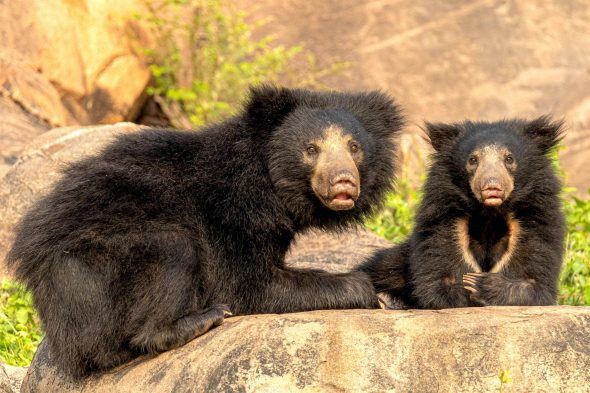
[
  {"xmin": 360, "ymin": 117, "xmax": 565, "ymax": 309},
  {"xmin": 7, "ymin": 86, "xmax": 403, "ymax": 378}
]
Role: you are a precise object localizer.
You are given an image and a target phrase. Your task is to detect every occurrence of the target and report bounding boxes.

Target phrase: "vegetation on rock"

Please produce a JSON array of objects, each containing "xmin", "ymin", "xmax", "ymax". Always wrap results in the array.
[
  {"xmin": 0, "ymin": 281, "xmax": 42, "ymax": 366},
  {"xmin": 132, "ymin": 0, "xmax": 345, "ymax": 128}
]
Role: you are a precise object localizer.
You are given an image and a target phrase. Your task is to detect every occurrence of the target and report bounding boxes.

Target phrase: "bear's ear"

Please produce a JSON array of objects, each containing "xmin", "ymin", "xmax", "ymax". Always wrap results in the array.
[
  {"xmin": 425, "ymin": 122, "xmax": 462, "ymax": 152},
  {"xmin": 245, "ymin": 84, "xmax": 298, "ymax": 139},
  {"xmin": 353, "ymin": 91, "xmax": 404, "ymax": 139},
  {"xmin": 523, "ymin": 116, "xmax": 564, "ymax": 154}
]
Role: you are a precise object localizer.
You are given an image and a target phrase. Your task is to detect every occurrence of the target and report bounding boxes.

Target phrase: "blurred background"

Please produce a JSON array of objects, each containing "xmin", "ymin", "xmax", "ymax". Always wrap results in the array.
[{"xmin": 0, "ymin": 0, "xmax": 589, "ymax": 367}]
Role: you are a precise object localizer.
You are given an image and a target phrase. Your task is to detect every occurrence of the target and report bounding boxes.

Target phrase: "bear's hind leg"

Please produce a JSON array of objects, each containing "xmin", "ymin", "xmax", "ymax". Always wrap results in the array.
[
  {"xmin": 125, "ymin": 231, "xmax": 231, "ymax": 355},
  {"xmin": 130, "ymin": 304, "xmax": 231, "ymax": 354}
]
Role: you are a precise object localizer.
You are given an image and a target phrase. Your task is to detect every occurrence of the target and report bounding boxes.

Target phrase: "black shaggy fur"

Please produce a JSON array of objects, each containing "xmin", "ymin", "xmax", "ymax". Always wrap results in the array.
[
  {"xmin": 360, "ymin": 117, "xmax": 565, "ymax": 309},
  {"xmin": 7, "ymin": 85, "xmax": 403, "ymax": 378}
]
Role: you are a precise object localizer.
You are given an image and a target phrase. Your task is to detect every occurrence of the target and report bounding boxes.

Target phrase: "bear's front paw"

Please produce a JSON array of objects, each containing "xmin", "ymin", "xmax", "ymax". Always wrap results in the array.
[
  {"xmin": 463, "ymin": 272, "xmax": 511, "ymax": 306},
  {"xmin": 462, "ymin": 272, "xmax": 486, "ymax": 305},
  {"xmin": 339, "ymin": 271, "xmax": 382, "ymax": 309}
]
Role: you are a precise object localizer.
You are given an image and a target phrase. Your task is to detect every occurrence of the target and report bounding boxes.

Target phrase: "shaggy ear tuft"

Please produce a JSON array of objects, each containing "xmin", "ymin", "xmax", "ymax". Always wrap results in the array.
[
  {"xmin": 523, "ymin": 116, "xmax": 564, "ymax": 154},
  {"xmin": 245, "ymin": 84, "xmax": 297, "ymax": 139},
  {"xmin": 425, "ymin": 122, "xmax": 462, "ymax": 152},
  {"xmin": 354, "ymin": 91, "xmax": 404, "ymax": 139}
]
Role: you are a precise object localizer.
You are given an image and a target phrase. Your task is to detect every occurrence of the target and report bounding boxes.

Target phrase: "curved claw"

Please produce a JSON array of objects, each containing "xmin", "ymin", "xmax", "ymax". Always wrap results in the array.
[
  {"xmin": 214, "ymin": 304, "xmax": 233, "ymax": 317},
  {"xmin": 462, "ymin": 273, "xmax": 481, "ymax": 294},
  {"xmin": 378, "ymin": 297, "xmax": 387, "ymax": 309}
]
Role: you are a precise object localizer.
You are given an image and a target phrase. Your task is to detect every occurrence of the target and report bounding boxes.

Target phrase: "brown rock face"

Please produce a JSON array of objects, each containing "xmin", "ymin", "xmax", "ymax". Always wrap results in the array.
[
  {"xmin": 0, "ymin": 0, "xmax": 150, "ymax": 176},
  {"xmin": 21, "ymin": 307, "xmax": 590, "ymax": 393},
  {"xmin": 238, "ymin": 0, "xmax": 590, "ymax": 191},
  {"xmin": 0, "ymin": 123, "xmax": 143, "ymax": 276},
  {"xmin": 0, "ymin": 0, "xmax": 150, "ymax": 125}
]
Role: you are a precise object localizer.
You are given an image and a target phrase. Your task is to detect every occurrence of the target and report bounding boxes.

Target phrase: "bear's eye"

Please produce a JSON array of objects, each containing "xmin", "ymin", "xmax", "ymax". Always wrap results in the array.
[
  {"xmin": 505, "ymin": 155, "xmax": 514, "ymax": 165},
  {"xmin": 349, "ymin": 142, "xmax": 359, "ymax": 153},
  {"xmin": 468, "ymin": 156, "xmax": 478, "ymax": 165},
  {"xmin": 306, "ymin": 145, "xmax": 318, "ymax": 155}
]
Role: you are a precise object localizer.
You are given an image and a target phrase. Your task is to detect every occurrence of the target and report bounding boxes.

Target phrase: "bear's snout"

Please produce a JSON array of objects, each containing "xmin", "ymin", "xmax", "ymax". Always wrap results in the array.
[
  {"xmin": 312, "ymin": 165, "xmax": 360, "ymax": 211},
  {"xmin": 480, "ymin": 182, "xmax": 506, "ymax": 207},
  {"xmin": 327, "ymin": 171, "xmax": 359, "ymax": 210},
  {"xmin": 468, "ymin": 145, "xmax": 515, "ymax": 208}
]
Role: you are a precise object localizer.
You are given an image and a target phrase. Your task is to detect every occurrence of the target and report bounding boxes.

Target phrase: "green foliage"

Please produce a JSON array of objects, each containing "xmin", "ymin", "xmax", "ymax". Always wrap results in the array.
[
  {"xmin": 366, "ymin": 178, "xmax": 422, "ymax": 244},
  {"xmin": 558, "ymin": 188, "xmax": 590, "ymax": 305},
  {"xmin": 0, "ymin": 280, "xmax": 42, "ymax": 366},
  {"xmin": 132, "ymin": 0, "xmax": 345, "ymax": 128}
]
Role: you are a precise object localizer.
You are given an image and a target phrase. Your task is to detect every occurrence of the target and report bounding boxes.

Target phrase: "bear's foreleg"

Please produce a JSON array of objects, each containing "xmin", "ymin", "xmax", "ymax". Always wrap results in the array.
[
  {"xmin": 257, "ymin": 267, "xmax": 382, "ymax": 313},
  {"xmin": 462, "ymin": 272, "xmax": 555, "ymax": 306},
  {"xmin": 358, "ymin": 243, "xmax": 414, "ymax": 307}
]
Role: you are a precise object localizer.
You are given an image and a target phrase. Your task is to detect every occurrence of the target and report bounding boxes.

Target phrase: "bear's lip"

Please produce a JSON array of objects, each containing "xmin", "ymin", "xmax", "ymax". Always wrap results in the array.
[
  {"xmin": 313, "ymin": 177, "xmax": 359, "ymax": 211},
  {"xmin": 326, "ymin": 193, "xmax": 355, "ymax": 210},
  {"xmin": 481, "ymin": 188, "xmax": 505, "ymax": 207},
  {"xmin": 483, "ymin": 196, "xmax": 503, "ymax": 207}
]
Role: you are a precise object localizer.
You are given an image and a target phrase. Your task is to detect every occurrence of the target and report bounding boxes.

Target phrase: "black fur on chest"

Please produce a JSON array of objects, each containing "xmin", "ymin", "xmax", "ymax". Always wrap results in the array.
[
  {"xmin": 457, "ymin": 209, "xmax": 519, "ymax": 273},
  {"xmin": 467, "ymin": 211, "xmax": 510, "ymax": 271}
]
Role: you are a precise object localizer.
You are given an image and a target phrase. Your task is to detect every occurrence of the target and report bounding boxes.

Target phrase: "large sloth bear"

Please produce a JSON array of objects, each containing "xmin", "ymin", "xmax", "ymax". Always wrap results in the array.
[
  {"xmin": 8, "ymin": 86, "xmax": 403, "ymax": 378},
  {"xmin": 361, "ymin": 117, "xmax": 565, "ymax": 309}
]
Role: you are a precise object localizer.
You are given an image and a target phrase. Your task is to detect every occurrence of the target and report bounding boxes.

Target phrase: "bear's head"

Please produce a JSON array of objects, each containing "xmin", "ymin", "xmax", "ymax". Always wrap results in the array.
[
  {"xmin": 425, "ymin": 116, "xmax": 563, "ymax": 209},
  {"xmin": 245, "ymin": 85, "xmax": 404, "ymax": 227}
]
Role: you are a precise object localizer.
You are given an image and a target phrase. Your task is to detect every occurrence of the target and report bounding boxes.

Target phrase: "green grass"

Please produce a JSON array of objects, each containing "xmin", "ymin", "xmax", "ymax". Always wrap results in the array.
[
  {"xmin": 558, "ymin": 188, "xmax": 590, "ymax": 304},
  {"xmin": 0, "ymin": 281, "xmax": 42, "ymax": 366}
]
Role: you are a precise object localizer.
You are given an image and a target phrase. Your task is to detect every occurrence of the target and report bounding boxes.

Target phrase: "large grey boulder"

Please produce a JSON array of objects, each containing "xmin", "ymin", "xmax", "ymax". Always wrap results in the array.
[
  {"xmin": 287, "ymin": 229, "xmax": 391, "ymax": 273},
  {"xmin": 21, "ymin": 306, "xmax": 590, "ymax": 393}
]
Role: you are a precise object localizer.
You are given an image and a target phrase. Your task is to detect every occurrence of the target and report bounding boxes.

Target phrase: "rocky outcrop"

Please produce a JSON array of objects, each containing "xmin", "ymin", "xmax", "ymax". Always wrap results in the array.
[
  {"xmin": 0, "ymin": 54, "xmax": 54, "ymax": 178},
  {"xmin": 21, "ymin": 306, "xmax": 590, "ymax": 393},
  {"xmin": 0, "ymin": 0, "xmax": 150, "ymax": 177},
  {"xmin": 0, "ymin": 363, "xmax": 26, "ymax": 393},
  {"xmin": 241, "ymin": 0, "xmax": 590, "ymax": 191},
  {"xmin": 0, "ymin": 123, "xmax": 143, "ymax": 276},
  {"xmin": 0, "ymin": 0, "xmax": 150, "ymax": 125}
]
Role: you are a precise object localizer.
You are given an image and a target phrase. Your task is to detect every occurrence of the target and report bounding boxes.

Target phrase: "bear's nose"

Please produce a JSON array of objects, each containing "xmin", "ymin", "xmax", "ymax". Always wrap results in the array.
[
  {"xmin": 481, "ymin": 177, "xmax": 502, "ymax": 191},
  {"xmin": 330, "ymin": 171, "xmax": 357, "ymax": 187}
]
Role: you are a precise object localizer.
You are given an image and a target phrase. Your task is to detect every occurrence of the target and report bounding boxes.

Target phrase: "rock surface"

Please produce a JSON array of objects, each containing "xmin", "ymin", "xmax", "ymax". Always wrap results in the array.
[
  {"xmin": 0, "ymin": 0, "xmax": 150, "ymax": 176},
  {"xmin": 21, "ymin": 306, "xmax": 590, "ymax": 393},
  {"xmin": 287, "ymin": 229, "xmax": 391, "ymax": 273},
  {"xmin": 0, "ymin": 123, "xmax": 143, "ymax": 276},
  {"xmin": 0, "ymin": 363, "xmax": 26, "ymax": 393},
  {"xmin": 0, "ymin": 0, "xmax": 150, "ymax": 125},
  {"xmin": 240, "ymin": 0, "xmax": 590, "ymax": 191}
]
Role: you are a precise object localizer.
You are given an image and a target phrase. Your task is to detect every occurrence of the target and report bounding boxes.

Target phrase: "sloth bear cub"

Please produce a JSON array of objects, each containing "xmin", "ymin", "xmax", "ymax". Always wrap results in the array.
[
  {"xmin": 8, "ymin": 86, "xmax": 403, "ymax": 378},
  {"xmin": 361, "ymin": 117, "xmax": 565, "ymax": 309}
]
